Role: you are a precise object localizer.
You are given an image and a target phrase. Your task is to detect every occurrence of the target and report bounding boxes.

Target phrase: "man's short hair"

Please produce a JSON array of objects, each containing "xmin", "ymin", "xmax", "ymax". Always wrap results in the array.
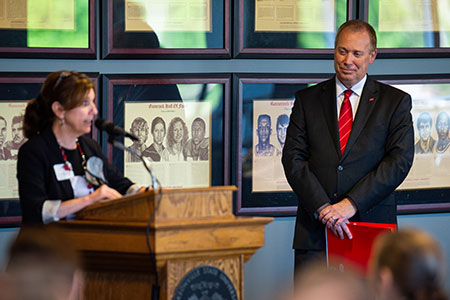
[
  {"xmin": 335, "ymin": 20, "xmax": 377, "ymax": 53},
  {"xmin": 436, "ymin": 112, "xmax": 449, "ymax": 127},
  {"xmin": 417, "ymin": 112, "xmax": 433, "ymax": 129},
  {"xmin": 258, "ymin": 114, "xmax": 271, "ymax": 125},
  {"xmin": 276, "ymin": 114, "xmax": 289, "ymax": 128},
  {"xmin": 0, "ymin": 116, "xmax": 6, "ymax": 125},
  {"xmin": 192, "ymin": 117, "xmax": 206, "ymax": 131},
  {"xmin": 151, "ymin": 116, "xmax": 166, "ymax": 133},
  {"xmin": 11, "ymin": 115, "xmax": 23, "ymax": 126}
]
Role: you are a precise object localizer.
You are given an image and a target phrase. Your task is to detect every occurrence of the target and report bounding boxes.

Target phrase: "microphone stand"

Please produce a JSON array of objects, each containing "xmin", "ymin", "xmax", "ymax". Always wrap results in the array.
[
  {"xmin": 107, "ymin": 135, "xmax": 161, "ymax": 300},
  {"xmin": 108, "ymin": 136, "xmax": 160, "ymax": 190}
]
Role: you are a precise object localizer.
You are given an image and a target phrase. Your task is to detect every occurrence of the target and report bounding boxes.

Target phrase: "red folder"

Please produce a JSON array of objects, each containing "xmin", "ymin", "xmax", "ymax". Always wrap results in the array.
[{"xmin": 326, "ymin": 222, "xmax": 396, "ymax": 275}]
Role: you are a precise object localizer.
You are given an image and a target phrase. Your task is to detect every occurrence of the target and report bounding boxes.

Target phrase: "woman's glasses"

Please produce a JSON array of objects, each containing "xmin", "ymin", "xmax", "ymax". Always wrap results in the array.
[{"xmin": 53, "ymin": 71, "xmax": 73, "ymax": 91}]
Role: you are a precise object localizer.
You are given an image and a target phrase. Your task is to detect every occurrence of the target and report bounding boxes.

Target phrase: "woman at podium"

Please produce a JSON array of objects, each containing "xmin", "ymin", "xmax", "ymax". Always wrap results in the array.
[{"xmin": 18, "ymin": 71, "xmax": 145, "ymax": 224}]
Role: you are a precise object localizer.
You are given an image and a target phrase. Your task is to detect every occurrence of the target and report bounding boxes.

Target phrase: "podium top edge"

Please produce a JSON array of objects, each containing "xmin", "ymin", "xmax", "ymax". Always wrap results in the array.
[
  {"xmin": 157, "ymin": 185, "xmax": 238, "ymax": 194},
  {"xmin": 76, "ymin": 185, "xmax": 238, "ymax": 215}
]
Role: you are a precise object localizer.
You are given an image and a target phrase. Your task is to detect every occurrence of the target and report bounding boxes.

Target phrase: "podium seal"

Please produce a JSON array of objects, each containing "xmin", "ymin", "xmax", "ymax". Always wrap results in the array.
[{"xmin": 172, "ymin": 265, "xmax": 238, "ymax": 300}]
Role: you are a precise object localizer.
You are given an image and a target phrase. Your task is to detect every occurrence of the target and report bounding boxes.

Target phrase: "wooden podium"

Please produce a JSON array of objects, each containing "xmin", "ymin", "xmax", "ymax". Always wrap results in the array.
[{"xmin": 56, "ymin": 186, "xmax": 272, "ymax": 300}]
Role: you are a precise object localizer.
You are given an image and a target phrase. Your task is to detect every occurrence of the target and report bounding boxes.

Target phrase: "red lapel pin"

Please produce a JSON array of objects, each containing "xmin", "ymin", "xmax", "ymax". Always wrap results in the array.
[{"xmin": 369, "ymin": 98, "xmax": 375, "ymax": 102}]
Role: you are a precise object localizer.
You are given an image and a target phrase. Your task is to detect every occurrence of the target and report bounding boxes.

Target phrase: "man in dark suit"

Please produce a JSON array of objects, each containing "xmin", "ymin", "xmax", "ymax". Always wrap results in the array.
[{"xmin": 282, "ymin": 20, "xmax": 414, "ymax": 271}]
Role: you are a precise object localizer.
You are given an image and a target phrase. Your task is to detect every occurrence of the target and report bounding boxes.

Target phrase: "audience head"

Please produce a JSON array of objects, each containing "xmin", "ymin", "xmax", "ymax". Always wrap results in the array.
[
  {"xmin": 5, "ymin": 225, "xmax": 81, "ymax": 300},
  {"xmin": 23, "ymin": 70, "xmax": 95, "ymax": 138},
  {"xmin": 370, "ymin": 228, "xmax": 447, "ymax": 300},
  {"xmin": 283, "ymin": 262, "xmax": 370, "ymax": 300}
]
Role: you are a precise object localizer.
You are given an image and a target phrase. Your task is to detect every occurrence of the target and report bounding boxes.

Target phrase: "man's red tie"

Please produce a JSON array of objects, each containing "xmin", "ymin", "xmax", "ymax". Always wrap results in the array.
[{"xmin": 339, "ymin": 89, "xmax": 353, "ymax": 155}]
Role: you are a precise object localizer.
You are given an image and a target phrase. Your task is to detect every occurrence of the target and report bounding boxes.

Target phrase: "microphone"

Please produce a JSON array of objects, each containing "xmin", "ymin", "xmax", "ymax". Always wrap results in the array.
[{"xmin": 95, "ymin": 118, "xmax": 139, "ymax": 141}]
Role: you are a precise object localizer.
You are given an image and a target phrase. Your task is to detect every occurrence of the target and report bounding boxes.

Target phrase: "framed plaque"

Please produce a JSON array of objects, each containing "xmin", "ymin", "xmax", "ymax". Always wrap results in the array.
[
  {"xmin": 235, "ymin": 0, "xmax": 350, "ymax": 58},
  {"xmin": 365, "ymin": 0, "xmax": 450, "ymax": 57},
  {"xmin": 0, "ymin": 72, "xmax": 99, "ymax": 227},
  {"xmin": 233, "ymin": 73, "xmax": 450, "ymax": 216},
  {"xmin": 102, "ymin": 74, "xmax": 230, "ymax": 189},
  {"xmin": 375, "ymin": 74, "xmax": 450, "ymax": 213},
  {"xmin": 103, "ymin": 0, "xmax": 230, "ymax": 58},
  {"xmin": 232, "ymin": 73, "xmax": 331, "ymax": 215},
  {"xmin": 0, "ymin": 0, "xmax": 96, "ymax": 58}
]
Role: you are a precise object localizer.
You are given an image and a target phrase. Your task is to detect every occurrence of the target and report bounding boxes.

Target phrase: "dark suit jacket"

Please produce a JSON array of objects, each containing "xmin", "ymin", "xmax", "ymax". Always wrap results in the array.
[
  {"xmin": 17, "ymin": 127, "xmax": 133, "ymax": 224},
  {"xmin": 282, "ymin": 76, "xmax": 414, "ymax": 251}
]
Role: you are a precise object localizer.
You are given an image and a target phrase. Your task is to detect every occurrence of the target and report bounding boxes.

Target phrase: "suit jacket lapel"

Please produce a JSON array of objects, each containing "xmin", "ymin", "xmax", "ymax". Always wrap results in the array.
[
  {"xmin": 342, "ymin": 76, "xmax": 379, "ymax": 160},
  {"xmin": 320, "ymin": 78, "xmax": 341, "ymax": 158}
]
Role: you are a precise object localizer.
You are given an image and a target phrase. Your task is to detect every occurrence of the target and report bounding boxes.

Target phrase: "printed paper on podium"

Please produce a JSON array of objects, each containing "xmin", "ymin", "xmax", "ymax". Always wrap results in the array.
[{"xmin": 326, "ymin": 222, "xmax": 396, "ymax": 275}]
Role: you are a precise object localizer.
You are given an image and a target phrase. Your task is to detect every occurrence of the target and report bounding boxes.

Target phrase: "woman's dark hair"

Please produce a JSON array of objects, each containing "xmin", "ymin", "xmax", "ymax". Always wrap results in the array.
[
  {"xmin": 23, "ymin": 71, "xmax": 95, "ymax": 138},
  {"xmin": 371, "ymin": 229, "xmax": 447, "ymax": 300}
]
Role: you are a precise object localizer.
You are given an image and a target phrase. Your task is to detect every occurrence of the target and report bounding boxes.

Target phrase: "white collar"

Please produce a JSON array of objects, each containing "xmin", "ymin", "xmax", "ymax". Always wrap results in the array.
[{"xmin": 336, "ymin": 75, "xmax": 367, "ymax": 97}]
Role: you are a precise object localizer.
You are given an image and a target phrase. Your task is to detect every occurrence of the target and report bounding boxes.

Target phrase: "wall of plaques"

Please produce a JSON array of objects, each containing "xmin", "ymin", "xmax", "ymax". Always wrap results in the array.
[
  {"xmin": 1, "ymin": 0, "xmax": 449, "ymax": 59},
  {"xmin": 0, "ymin": 0, "xmax": 449, "ymax": 225}
]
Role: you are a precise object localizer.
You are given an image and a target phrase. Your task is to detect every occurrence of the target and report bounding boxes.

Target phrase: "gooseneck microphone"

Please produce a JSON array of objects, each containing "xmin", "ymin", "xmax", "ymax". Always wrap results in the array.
[
  {"xmin": 94, "ymin": 118, "xmax": 139, "ymax": 141},
  {"xmin": 95, "ymin": 117, "xmax": 160, "ymax": 190},
  {"xmin": 95, "ymin": 118, "xmax": 161, "ymax": 300}
]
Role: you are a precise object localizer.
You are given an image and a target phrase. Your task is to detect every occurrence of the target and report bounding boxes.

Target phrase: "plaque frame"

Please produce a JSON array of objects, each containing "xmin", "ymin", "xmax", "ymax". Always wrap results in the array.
[
  {"xmin": 102, "ymin": 0, "xmax": 231, "ymax": 59},
  {"xmin": 0, "ymin": 0, "xmax": 96, "ymax": 59},
  {"xmin": 101, "ymin": 73, "xmax": 231, "ymax": 189},
  {"xmin": 232, "ymin": 73, "xmax": 332, "ymax": 215},
  {"xmin": 364, "ymin": 0, "xmax": 450, "ymax": 57},
  {"xmin": 234, "ymin": 0, "xmax": 352, "ymax": 58}
]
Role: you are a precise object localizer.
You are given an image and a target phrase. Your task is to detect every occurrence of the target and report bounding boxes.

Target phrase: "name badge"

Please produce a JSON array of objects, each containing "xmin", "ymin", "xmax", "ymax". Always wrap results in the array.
[{"xmin": 53, "ymin": 163, "xmax": 75, "ymax": 181}]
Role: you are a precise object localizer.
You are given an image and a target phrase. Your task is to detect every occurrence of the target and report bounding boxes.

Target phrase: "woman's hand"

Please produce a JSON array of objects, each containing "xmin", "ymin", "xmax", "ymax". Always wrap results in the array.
[
  {"xmin": 138, "ymin": 186, "xmax": 150, "ymax": 193},
  {"xmin": 88, "ymin": 184, "xmax": 122, "ymax": 204},
  {"xmin": 56, "ymin": 185, "xmax": 122, "ymax": 219}
]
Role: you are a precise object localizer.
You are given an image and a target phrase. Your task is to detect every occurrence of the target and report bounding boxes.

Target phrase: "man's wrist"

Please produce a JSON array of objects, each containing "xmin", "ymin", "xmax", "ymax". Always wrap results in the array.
[
  {"xmin": 344, "ymin": 197, "xmax": 358, "ymax": 214},
  {"xmin": 314, "ymin": 203, "xmax": 330, "ymax": 219}
]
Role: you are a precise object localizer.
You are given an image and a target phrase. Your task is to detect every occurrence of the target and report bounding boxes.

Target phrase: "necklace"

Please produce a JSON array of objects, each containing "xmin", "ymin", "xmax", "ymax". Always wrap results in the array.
[{"xmin": 59, "ymin": 140, "xmax": 93, "ymax": 189}]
